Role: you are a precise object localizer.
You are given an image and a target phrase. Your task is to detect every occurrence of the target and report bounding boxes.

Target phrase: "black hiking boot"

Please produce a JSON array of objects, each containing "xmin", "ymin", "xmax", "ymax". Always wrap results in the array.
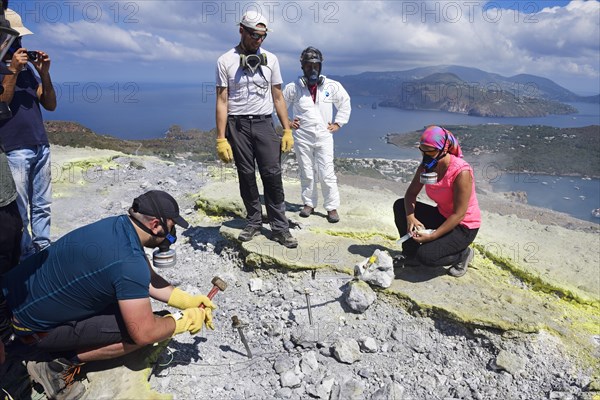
[
  {"xmin": 238, "ymin": 225, "xmax": 261, "ymax": 242},
  {"xmin": 27, "ymin": 358, "xmax": 85, "ymax": 400},
  {"xmin": 272, "ymin": 231, "xmax": 298, "ymax": 248}
]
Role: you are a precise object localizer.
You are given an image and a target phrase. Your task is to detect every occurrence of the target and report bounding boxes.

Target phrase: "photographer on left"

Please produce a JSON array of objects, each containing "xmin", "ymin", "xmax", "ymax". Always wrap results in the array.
[
  {"xmin": 0, "ymin": 8, "xmax": 56, "ymax": 261},
  {"xmin": 0, "ymin": 5, "xmax": 26, "ymax": 395}
]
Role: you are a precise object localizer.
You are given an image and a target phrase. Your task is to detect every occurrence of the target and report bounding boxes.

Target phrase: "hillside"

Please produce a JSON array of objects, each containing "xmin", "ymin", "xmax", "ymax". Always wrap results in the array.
[
  {"xmin": 332, "ymin": 65, "xmax": 597, "ymax": 104},
  {"xmin": 378, "ymin": 73, "xmax": 577, "ymax": 117},
  {"xmin": 331, "ymin": 65, "xmax": 598, "ymax": 118},
  {"xmin": 45, "ymin": 121, "xmax": 218, "ymax": 161},
  {"xmin": 387, "ymin": 124, "xmax": 600, "ymax": 177}
]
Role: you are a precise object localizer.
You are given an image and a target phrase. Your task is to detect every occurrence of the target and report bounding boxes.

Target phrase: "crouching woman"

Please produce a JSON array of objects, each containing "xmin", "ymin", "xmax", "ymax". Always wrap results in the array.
[{"xmin": 393, "ymin": 126, "xmax": 480, "ymax": 277}]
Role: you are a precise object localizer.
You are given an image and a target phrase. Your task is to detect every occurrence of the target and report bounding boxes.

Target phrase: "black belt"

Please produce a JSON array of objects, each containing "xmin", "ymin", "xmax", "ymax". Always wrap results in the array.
[{"xmin": 231, "ymin": 114, "xmax": 272, "ymax": 120}]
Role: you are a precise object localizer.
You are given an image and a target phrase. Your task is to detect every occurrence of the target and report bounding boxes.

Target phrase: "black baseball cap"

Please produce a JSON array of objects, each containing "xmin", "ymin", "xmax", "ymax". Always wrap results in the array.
[{"xmin": 132, "ymin": 190, "xmax": 189, "ymax": 228}]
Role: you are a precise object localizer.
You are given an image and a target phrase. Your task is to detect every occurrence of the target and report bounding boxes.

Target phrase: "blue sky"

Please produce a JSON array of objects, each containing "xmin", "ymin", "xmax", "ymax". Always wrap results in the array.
[{"xmin": 8, "ymin": 0, "xmax": 600, "ymax": 95}]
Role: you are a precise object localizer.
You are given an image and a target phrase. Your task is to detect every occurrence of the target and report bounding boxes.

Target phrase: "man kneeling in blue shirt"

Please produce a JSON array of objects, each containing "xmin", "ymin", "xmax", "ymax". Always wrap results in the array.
[{"xmin": 0, "ymin": 190, "xmax": 215, "ymax": 400}]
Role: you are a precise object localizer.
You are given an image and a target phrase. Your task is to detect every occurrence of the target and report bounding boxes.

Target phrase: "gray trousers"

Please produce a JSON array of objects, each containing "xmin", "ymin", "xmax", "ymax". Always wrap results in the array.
[{"xmin": 227, "ymin": 115, "xmax": 289, "ymax": 233}]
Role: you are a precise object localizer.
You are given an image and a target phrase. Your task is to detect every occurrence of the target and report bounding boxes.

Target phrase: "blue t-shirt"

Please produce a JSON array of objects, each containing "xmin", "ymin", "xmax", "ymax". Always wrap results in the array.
[
  {"xmin": 1, "ymin": 215, "xmax": 151, "ymax": 332},
  {"xmin": 0, "ymin": 65, "xmax": 48, "ymax": 152}
]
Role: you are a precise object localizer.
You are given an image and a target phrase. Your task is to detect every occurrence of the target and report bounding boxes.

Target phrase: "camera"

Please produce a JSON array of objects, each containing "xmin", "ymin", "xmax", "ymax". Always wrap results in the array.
[{"xmin": 27, "ymin": 51, "xmax": 38, "ymax": 62}]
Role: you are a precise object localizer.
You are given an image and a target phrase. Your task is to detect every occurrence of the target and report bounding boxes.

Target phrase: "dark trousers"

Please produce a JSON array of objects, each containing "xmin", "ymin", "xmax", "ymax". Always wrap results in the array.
[
  {"xmin": 227, "ymin": 115, "xmax": 289, "ymax": 233},
  {"xmin": 393, "ymin": 198, "xmax": 478, "ymax": 267},
  {"xmin": 0, "ymin": 200, "xmax": 22, "ymax": 342},
  {"xmin": 0, "ymin": 200, "xmax": 22, "ymax": 275}
]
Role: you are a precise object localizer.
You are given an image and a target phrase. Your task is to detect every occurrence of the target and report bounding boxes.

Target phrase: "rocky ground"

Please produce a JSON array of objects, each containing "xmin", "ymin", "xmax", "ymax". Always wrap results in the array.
[{"xmin": 5, "ymin": 146, "xmax": 598, "ymax": 400}]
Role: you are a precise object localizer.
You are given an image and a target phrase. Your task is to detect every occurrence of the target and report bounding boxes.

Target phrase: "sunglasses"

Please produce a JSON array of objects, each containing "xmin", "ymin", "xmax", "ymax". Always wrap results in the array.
[
  {"xmin": 243, "ymin": 26, "xmax": 267, "ymax": 41},
  {"xmin": 418, "ymin": 146, "xmax": 438, "ymax": 156}
]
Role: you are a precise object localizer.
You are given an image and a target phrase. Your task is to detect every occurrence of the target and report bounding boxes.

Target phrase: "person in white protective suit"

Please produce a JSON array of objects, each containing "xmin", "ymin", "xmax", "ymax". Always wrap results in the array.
[{"xmin": 283, "ymin": 47, "xmax": 351, "ymax": 223}]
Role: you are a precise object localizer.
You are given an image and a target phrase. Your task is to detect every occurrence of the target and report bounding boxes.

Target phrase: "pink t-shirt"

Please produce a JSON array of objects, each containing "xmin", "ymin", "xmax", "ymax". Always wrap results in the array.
[{"xmin": 425, "ymin": 155, "xmax": 481, "ymax": 229}]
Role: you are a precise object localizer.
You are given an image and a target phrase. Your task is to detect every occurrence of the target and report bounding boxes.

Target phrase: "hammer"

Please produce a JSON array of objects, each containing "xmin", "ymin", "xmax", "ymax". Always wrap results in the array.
[{"xmin": 200, "ymin": 276, "xmax": 228, "ymax": 309}]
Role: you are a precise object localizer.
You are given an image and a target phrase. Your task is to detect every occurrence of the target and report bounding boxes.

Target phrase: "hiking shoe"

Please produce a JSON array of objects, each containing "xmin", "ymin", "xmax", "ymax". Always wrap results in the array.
[
  {"xmin": 27, "ymin": 359, "xmax": 85, "ymax": 400},
  {"xmin": 238, "ymin": 225, "xmax": 261, "ymax": 242},
  {"xmin": 272, "ymin": 231, "xmax": 298, "ymax": 248},
  {"xmin": 326, "ymin": 210, "xmax": 340, "ymax": 223},
  {"xmin": 299, "ymin": 205, "xmax": 313, "ymax": 218},
  {"xmin": 448, "ymin": 247, "xmax": 474, "ymax": 277}
]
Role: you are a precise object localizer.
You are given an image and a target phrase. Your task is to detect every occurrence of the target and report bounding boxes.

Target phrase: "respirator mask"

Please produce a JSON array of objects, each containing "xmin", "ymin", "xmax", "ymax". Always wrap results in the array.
[
  {"xmin": 419, "ymin": 132, "xmax": 448, "ymax": 185},
  {"xmin": 304, "ymin": 67, "xmax": 320, "ymax": 86},
  {"xmin": 130, "ymin": 190, "xmax": 189, "ymax": 269},
  {"xmin": 152, "ymin": 224, "xmax": 177, "ymax": 268},
  {"xmin": 240, "ymin": 52, "xmax": 267, "ymax": 74},
  {"xmin": 300, "ymin": 47, "xmax": 324, "ymax": 87}
]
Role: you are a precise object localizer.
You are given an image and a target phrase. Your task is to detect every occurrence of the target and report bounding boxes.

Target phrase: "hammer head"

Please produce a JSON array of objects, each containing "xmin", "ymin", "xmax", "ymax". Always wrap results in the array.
[{"xmin": 211, "ymin": 276, "xmax": 228, "ymax": 291}]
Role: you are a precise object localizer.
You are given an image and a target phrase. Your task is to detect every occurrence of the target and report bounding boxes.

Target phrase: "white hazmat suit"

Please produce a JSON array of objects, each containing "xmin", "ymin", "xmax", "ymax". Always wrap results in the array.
[{"xmin": 283, "ymin": 75, "xmax": 351, "ymax": 211}]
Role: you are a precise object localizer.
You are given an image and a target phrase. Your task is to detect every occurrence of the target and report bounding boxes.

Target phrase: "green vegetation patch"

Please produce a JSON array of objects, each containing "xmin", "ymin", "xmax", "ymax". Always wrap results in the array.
[{"xmin": 389, "ymin": 124, "xmax": 600, "ymax": 177}]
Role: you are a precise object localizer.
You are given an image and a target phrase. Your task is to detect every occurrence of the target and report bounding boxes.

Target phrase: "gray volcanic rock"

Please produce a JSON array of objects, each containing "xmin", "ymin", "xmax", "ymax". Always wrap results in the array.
[
  {"xmin": 2, "ymin": 147, "xmax": 591, "ymax": 400},
  {"xmin": 332, "ymin": 338, "xmax": 362, "ymax": 364},
  {"xmin": 344, "ymin": 280, "xmax": 377, "ymax": 313}
]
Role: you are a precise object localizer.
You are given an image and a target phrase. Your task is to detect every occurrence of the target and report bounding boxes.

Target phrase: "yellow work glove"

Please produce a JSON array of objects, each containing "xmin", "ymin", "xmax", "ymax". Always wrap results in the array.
[
  {"xmin": 168, "ymin": 287, "xmax": 215, "ymax": 310},
  {"xmin": 281, "ymin": 129, "xmax": 294, "ymax": 153},
  {"xmin": 166, "ymin": 307, "xmax": 214, "ymax": 336},
  {"xmin": 216, "ymin": 138, "xmax": 233, "ymax": 163}
]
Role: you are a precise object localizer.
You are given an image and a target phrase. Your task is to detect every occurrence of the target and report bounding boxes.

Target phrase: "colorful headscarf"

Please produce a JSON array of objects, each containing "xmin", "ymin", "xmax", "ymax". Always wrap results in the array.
[{"xmin": 420, "ymin": 126, "xmax": 463, "ymax": 158}]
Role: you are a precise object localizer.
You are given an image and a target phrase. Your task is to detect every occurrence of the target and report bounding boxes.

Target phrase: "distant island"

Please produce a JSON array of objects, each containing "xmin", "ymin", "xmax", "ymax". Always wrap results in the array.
[
  {"xmin": 387, "ymin": 124, "xmax": 600, "ymax": 177},
  {"xmin": 379, "ymin": 73, "xmax": 577, "ymax": 117},
  {"xmin": 331, "ymin": 65, "xmax": 598, "ymax": 118}
]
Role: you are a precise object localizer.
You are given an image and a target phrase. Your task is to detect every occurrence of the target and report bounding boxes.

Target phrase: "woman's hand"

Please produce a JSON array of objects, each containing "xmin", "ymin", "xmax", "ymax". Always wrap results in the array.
[
  {"xmin": 406, "ymin": 215, "xmax": 425, "ymax": 234},
  {"xmin": 411, "ymin": 229, "xmax": 435, "ymax": 244}
]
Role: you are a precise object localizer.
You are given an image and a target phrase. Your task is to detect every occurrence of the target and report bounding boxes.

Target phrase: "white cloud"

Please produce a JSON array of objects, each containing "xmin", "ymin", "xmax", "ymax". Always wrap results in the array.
[{"xmin": 23, "ymin": 0, "xmax": 600, "ymax": 91}]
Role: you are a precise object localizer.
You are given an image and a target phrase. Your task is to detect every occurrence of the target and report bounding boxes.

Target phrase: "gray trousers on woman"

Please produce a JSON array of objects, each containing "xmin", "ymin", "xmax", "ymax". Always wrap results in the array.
[{"xmin": 227, "ymin": 115, "xmax": 289, "ymax": 234}]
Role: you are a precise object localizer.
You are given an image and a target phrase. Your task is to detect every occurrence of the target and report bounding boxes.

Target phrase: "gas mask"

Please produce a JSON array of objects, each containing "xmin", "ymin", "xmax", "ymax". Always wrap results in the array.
[
  {"xmin": 420, "ymin": 154, "xmax": 443, "ymax": 184},
  {"xmin": 419, "ymin": 130, "xmax": 449, "ymax": 185},
  {"xmin": 152, "ymin": 224, "xmax": 177, "ymax": 268},
  {"xmin": 240, "ymin": 53, "xmax": 267, "ymax": 74},
  {"xmin": 129, "ymin": 190, "xmax": 189, "ymax": 268},
  {"xmin": 129, "ymin": 210, "xmax": 178, "ymax": 268},
  {"xmin": 305, "ymin": 68, "xmax": 320, "ymax": 86},
  {"xmin": 299, "ymin": 47, "xmax": 324, "ymax": 87}
]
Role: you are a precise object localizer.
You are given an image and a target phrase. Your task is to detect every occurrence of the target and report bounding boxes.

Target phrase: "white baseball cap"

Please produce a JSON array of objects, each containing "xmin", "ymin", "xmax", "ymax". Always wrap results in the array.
[
  {"xmin": 239, "ymin": 10, "xmax": 270, "ymax": 32},
  {"xmin": 5, "ymin": 9, "xmax": 33, "ymax": 36}
]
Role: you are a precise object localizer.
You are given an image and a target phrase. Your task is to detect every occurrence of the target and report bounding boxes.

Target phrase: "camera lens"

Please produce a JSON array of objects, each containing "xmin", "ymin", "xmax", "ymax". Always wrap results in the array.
[{"xmin": 27, "ymin": 51, "xmax": 38, "ymax": 62}]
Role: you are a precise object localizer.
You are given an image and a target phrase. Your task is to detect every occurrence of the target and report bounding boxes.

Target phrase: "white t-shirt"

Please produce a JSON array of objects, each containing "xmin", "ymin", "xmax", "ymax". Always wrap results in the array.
[{"xmin": 216, "ymin": 47, "xmax": 283, "ymax": 116}]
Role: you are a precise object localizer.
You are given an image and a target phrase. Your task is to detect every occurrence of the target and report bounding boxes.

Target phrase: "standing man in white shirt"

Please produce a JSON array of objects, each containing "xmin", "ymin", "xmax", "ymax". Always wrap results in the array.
[
  {"xmin": 283, "ymin": 47, "xmax": 351, "ymax": 223},
  {"xmin": 215, "ymin": 11, "xmax": 297, "ymax": 248}
]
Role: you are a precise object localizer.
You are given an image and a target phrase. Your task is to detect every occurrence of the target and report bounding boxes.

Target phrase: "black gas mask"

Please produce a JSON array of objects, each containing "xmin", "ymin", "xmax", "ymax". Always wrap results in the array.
[
  {"xmin": 304, "ymin": 67, "xmax": 320, "ymax": 86},
  {"xmin": 129, "ymin": 211, "xmax": 179, "ymax": 268},
  {"xmin": 130, "ymin": 192, "xmax": 181, "ymax": 268},
  {"xmin": 421, "ymin": 153, "xmax": 444, "ymax": 173},
  {"xmin": 157, "ymin": 224, "xmax": 177, "ymax": 252},
  {"xmin": 300, "ymin": 46, "xmax": 324, "ymax": 87}
]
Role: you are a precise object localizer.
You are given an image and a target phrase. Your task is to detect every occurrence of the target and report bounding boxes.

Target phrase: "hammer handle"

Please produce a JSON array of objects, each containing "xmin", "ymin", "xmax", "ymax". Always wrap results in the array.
[{"xmin": 199, "ymin": 286, "xmax": 219, "ymax": 309}]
